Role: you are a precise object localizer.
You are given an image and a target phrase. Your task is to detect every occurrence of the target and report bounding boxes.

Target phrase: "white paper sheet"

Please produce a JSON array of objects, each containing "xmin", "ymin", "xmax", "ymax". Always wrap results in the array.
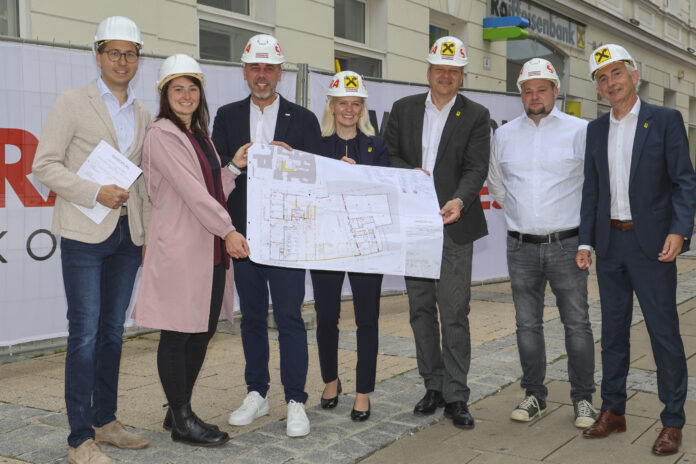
[
  {"xmin": 73, "ymin": 140, "xmax": 142, "ymax": 224},
  {"xmin": 246, "ymin": 144, "xmax": 444, "ymax": 279}
]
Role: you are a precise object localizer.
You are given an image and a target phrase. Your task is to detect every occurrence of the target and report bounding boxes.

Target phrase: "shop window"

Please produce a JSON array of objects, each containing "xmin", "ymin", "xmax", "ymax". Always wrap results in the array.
[
  {"xmin": 0, "ymin": 0, "xmax": 19, "ymax": 37},
  {"xmin": 199, "ymin": 20, "xmax": 257, "ymax": 62},
  {"xmin": 506, "ymin": 39, "xmax": 566, "ymax": 94},
  {"xmin": 335, "ymin": 0, "xmax": 365, "ymax": 43},
  {"xmin": 335, "ymin": 50, "xmax": 381, "ymax": 78},
  {"xmin": 429, "ymin": 25, "xmax": 449, "ymax": 47},
  {"xmin": 198, "ymin": 0, "xmax": 249, "ymax": 15}
]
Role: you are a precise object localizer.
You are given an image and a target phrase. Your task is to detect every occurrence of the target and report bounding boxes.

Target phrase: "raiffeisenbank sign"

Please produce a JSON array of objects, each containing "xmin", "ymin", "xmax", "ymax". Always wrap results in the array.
[{"xmin": 489, "ymin": 0, "xmax": 586, "ymax": 50}]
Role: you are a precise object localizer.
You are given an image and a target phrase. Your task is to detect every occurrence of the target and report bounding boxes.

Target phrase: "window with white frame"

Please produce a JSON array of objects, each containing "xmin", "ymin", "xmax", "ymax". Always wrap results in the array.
[
  {"xmin": 199, "ymin": 20, "xmax": 257, "ymax": 62},
  {"xmin": 429, "ymin": 25, "xmax": 449, "ymax": 47},
  {"xmin": 335, "ymin": 0, "xmax": 365, "ymax": 43},
  {"xmin": 0, "ymin": 0, "xmax": 19, "ymax": 37},
  {"xmin": 198, "ymin": 0, "xmax": 249, "ymax": 15},
  {"xmin": 335, "ymin": 50, "xmax": 381, "ymax": 77}
]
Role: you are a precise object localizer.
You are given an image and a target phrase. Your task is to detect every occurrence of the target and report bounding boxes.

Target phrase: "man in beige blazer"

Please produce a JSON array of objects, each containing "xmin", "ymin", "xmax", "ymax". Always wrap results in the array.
[{"xmin": 32, "ymin": 16, "xmax": 151, "ymax": 464}]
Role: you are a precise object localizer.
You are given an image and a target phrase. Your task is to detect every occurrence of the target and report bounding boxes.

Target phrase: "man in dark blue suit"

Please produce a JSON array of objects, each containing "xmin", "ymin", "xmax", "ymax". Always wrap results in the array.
[
  {"xmin": 211, "ymin": 34, "xmax": 321, "ymax": 438},
  {"xmin": 577, "ymin": 44, "xmax": 696, "ymax": 456}
]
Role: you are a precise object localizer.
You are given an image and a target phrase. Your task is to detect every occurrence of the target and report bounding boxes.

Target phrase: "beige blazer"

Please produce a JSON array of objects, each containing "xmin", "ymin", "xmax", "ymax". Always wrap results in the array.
[{"xmin": 33, "ymin": 81, "xmax": 151, "ymax": 245}]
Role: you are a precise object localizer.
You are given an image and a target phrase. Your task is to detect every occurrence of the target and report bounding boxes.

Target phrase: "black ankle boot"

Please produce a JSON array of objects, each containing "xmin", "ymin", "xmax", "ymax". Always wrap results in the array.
[
  {"xmin": 164, "ymin": 404, "xmax": 219, "ymax": 432},
  {"xmin": 170, "ymin": 403, "xmax": 229, "ymax": 446}
]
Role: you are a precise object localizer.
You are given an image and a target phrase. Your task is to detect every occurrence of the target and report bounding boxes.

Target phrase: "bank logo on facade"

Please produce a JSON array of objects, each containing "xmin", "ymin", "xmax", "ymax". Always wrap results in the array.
[{"xmin": 490, "ymin": 0, "xmax": 585, "ymax": 50}]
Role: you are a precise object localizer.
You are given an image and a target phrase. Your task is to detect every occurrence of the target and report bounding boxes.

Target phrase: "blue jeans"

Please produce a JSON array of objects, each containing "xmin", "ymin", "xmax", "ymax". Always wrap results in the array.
[
  {"xmin": 61, "ymin": 217, "xmax": 141, "ymax": 447},
  {"xmin": 507, "ymin": 234, "xmax": 595, "ymax": 403},
  {"xmin": 233, "ymin": 258, "xmax": 308, "ymax": 403}
]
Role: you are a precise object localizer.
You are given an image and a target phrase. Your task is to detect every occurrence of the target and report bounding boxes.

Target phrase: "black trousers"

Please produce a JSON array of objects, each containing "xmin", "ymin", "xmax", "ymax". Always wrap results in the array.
[
  {"xmin": 157, "ymin": 265, "xmax": 225, "ymax": 408},
  {"xmin": 310, "ymin": 270, "xmax": 382, "ymax": 393}
]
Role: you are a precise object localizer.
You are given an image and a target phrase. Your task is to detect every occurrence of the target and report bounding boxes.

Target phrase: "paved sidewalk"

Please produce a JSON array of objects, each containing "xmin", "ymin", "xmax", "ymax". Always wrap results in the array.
[{"xmin": 1, "ymin": 256, "xmax": 695, "ymax": 463}]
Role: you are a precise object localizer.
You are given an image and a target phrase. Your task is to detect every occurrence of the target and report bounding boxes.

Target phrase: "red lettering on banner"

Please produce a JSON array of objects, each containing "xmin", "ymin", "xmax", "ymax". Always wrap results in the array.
[
  {"xmin": 0, "ymin": 129, "xmax": 55, "ymax": 207},
  {"xmin": 479, "ymin": 185, "xmax": 501, "ymax": 210}
]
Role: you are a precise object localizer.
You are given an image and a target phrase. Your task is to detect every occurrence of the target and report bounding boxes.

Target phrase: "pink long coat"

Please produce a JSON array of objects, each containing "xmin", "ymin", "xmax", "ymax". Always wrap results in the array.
[{"xmin": 135, "ymin": 117, "xmax": 237, "ymax": 333}]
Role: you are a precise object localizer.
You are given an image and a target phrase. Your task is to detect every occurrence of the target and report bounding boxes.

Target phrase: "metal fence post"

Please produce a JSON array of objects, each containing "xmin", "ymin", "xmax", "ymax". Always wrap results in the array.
[{"xmin": 296, "ymin": 63, "xmax": 309, "ymax": 108}]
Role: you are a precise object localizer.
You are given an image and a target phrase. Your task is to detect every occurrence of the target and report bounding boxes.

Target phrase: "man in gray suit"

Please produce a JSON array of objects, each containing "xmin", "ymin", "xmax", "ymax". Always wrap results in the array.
[
  {"xmin": 385, "ymin": 36, "xmax": 490, "ymax": 429},
  {"xmin": 33, "ymin": 16, "xmax": 150, "ymax": 463}
]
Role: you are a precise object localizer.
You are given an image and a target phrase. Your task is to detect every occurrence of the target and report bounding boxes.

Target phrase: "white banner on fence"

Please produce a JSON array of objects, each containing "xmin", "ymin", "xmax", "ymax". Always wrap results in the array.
[
  {"xmin": 0, "ymin": 41, "xmax": 526, "ymax": 346},
  {"xmin": 0, "ymin": 41, "xmax": 296, "ymax": 346}
]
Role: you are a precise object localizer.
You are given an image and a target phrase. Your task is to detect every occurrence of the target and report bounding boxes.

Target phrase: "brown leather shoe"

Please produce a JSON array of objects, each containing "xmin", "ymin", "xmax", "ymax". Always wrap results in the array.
[
  {"xmin": 582, "ymin": 409, "xmax": 626, "ymax": 438},
  {"xmin": 652, "ymin": 426, "xmax": 682, "ymax": 456}
]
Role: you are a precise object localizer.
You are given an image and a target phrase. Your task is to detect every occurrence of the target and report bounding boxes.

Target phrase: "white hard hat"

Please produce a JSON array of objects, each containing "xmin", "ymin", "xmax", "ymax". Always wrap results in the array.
[
  {"xmin": 94, "ymin": 16, "xmax": 142, "ymax": 51},
  {"xmin": 327, "ymin": 71, "xmax": 368, "ymax": 98},
  {"xmin": 241, "ymin": 34, "xmax": 285, "ymax": 64},
  {"xmin": 589, "ymin": 44, "xmax": 636, "ymax": 81},
  {"xmin": 157, "ymin": 54, "xmax": 205, "ymax": 91},
  {"xmin": 427, "ymin": 36, "xmax": 468, "ymax": 67},
  {"xmin": 517, "ymin": 58, "xmax": 561, "ymax": 92}
]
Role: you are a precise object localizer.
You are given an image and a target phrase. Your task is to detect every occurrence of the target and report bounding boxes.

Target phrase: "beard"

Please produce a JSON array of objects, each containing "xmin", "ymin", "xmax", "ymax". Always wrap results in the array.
[
  {"xmin": 250, "ymin": 81, "xmax": 276, "ymax": 100},
  {"xmin": 526, "ymin": 104, "xmax": 551, "ymax": 117}
]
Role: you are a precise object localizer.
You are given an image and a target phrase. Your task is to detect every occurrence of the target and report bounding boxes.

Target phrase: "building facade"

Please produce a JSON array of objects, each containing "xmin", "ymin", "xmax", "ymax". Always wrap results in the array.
[{"xmin": 3, "ymin": 0, "xmax": 696, "ymax": 156}]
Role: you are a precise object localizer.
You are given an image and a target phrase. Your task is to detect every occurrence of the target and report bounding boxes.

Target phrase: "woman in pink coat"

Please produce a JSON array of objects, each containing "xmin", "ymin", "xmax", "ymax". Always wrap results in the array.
[{"xmin": 135, "ymin": 54, "xmax": 250, "ymax": 447}]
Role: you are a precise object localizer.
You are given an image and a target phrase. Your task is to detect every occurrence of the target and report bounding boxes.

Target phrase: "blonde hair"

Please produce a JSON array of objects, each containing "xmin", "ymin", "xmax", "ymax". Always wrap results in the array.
[{"xmin": 320, "ymin": 96, "xmax": 375, "ymax": 137}]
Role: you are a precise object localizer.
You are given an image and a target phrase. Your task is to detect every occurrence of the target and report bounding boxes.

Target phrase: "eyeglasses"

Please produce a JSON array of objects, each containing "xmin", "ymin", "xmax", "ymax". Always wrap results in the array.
[{"xmin": 101, "ymin": 49, "xmax": 139, "ymax": 64}]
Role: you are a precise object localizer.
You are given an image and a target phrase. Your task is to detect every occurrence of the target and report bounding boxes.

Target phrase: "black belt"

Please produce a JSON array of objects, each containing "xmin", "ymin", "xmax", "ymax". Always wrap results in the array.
[{"xmin": 508, "ymin": 228, "xmax": 579, "ymax": 244}]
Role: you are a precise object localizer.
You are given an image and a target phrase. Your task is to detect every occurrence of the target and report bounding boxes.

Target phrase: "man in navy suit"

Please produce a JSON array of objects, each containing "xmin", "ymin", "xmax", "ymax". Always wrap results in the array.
[
  {"xmin": 577, "ymin": 44, "xmax": 696, "ymax": 456},
  {"xmin": 211, "ymin": 34, "xmax": 321, "ymax": 438}
]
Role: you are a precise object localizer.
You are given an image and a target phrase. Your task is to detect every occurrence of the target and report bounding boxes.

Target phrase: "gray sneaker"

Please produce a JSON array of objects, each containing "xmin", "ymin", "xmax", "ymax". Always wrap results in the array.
[
  {"xmin": 573, "ymin": 399, "xmax": 597, "ymax": 428},
  {"xmin": 511, "ymin": 395, "xmax": 546, "ymax": 422}
]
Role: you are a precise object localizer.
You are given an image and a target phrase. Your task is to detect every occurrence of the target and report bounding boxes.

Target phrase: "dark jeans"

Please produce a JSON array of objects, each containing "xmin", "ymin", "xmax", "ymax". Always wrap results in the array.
[
  {"xmin": 507, "ymin": 234, "xmax": 595, "ymax": 403},
  {"xmin": 311, "ymin": 270, "xmax": 382, "ymax": 393},
  {"xmin": 61, "ymin": 217, "xmax": 141, "ymax": 447},
  {"xmin": 406, "ymin": 235, "xmax": 473, "ymax": 403},
  {"xmin": 597, "ymin": 227, "xmax": 686, "ymax": 428},
  {"xmin": 233, "ymin": 258, "xmax": 308, "ymax": 403},
  {"xmin": 157, "ymin": 265, "xmax": 225, "ymax": 408}
]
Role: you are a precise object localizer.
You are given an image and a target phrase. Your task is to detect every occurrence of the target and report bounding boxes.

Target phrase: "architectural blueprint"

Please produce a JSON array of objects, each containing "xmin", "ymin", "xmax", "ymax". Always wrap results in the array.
[{"xmin": 246, "ymin": 144, "xmax": 443, "ymax": 278}]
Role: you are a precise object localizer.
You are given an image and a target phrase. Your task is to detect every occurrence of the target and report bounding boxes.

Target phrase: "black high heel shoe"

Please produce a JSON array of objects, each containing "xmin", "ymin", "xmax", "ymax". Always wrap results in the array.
[
  {"xmin": 351, "ymin": 398, "xmax": 371, "ymax": 422},
  {"xmin": 320, "ymin": 378, "xmax": 342, "ymax": 409}
]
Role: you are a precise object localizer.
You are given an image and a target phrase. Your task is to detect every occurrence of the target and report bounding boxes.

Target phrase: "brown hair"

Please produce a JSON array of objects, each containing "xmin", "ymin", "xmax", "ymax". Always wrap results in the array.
[{"xmin": 157, "ymin": 76, "xmax": 210, "ymax": 137}]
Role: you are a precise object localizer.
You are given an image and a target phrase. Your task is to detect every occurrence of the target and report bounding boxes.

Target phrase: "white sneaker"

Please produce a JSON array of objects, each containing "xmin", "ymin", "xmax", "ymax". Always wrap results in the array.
[
  {"xmin": 286, "ymin": 400, "xmax": 310, "ymax": 437},
  {"xmin": 228, "ymin": 391, "xmax": 270, "ymax": 426}
]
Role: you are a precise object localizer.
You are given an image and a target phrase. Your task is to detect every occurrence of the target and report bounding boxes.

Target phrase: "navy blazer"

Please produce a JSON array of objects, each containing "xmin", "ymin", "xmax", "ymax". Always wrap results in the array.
[
  {"xmin": 320, "ymin": 131, "xmax": 389, "ymax": 167},
  {"xmin": 211, "ymin": 95, "xmax": 322, "ymax": 236},
  {"xmin": 579, "ymin": 100, "xmax": 696, "ymax": 259}
]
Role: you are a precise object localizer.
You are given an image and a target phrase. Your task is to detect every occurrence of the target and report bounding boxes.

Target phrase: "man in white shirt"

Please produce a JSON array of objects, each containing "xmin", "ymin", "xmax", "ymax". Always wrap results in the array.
[
  {"xmin": 577, "ymin": 44, "xmax": 696, "ymax": 456},
  {"xmin": 211, "ymin": 34, "xmax": 321, "ymax": 438},
  {"xmin": 488, "ymin": 58, "xmax": 596, "ymax": 429},
  {"xmin": 32, "ymin": 16, "xmax": 151, "ymax": 463},
  {"xmin": 385, "ymin": 36, "xmax": 490, "ymax": 429}
]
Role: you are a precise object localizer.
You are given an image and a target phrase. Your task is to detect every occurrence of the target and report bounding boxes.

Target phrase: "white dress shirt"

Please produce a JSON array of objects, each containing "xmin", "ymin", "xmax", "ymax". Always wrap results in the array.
[
  {"xmin": 488, "ymin": 106, "xmax": 588, "ymax": 235},
  {"xmin": 97, "ymin": 77, "xmax": 135, "ymax": 156},
  {"xmin": 250, "ymin": 93, "xmax": 280, "ymax": 144},
  {"xmin": 422, "ymin": 91, "xmax": 456, "ymax": 174},
  {"xmin": 607, "ymin": 98, "xmax": 640, "ymax": 220},
  {"xmin": 95, "ymin": 77, "xmax": 136, "ymax": 206}
]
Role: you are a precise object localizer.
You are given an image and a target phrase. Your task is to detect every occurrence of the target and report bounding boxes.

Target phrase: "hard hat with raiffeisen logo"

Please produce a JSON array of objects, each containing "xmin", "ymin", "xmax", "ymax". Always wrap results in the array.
[
  {"xmin": 241, "ymin": 34, "xmax": 285, "ymax": 65},
  {"xmin": 589, "ymin": 44, "xmax": 636, "ymax": 81},
  {"xmin": 427, "ymin": 36, "xmax": 468, "ymax": 67},
  {"xmin": 94, "ymin": 16, "xmax": 142, "ymax": 51},
  {"xmin": 517, "ymin": 58, "xmax": 561, "ymax": 92},
  {"xmin": 156, "ymin": 54, "xmax": 205, "ymax": 91},
  {"xmin": 327, "ymin": 71, "xmax": 368, "ymax": 98}
]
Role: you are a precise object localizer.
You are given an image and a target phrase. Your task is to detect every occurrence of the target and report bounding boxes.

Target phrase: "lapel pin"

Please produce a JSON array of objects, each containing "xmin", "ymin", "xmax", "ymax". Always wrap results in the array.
[
  {"xmin": 644, "ymin": 122, "xmax": 648, "ymax": 128},
  {"xmin": 456, "ymin": 111, "xmax": 461, "ymax": 117},
  {"xmin": 368, "ymin": 147, "xmax": 373, "ymax": 152},
  {"xmin": 285, "ymin": 113, "xmax": 291, "ymax": 116}
]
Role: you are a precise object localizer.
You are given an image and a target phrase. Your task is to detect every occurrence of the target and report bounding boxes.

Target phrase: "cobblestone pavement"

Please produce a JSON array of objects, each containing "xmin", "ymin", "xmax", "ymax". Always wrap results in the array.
[{"xmin": 2, "ymin": 260, "xmax": 696, "ymax": 463}]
